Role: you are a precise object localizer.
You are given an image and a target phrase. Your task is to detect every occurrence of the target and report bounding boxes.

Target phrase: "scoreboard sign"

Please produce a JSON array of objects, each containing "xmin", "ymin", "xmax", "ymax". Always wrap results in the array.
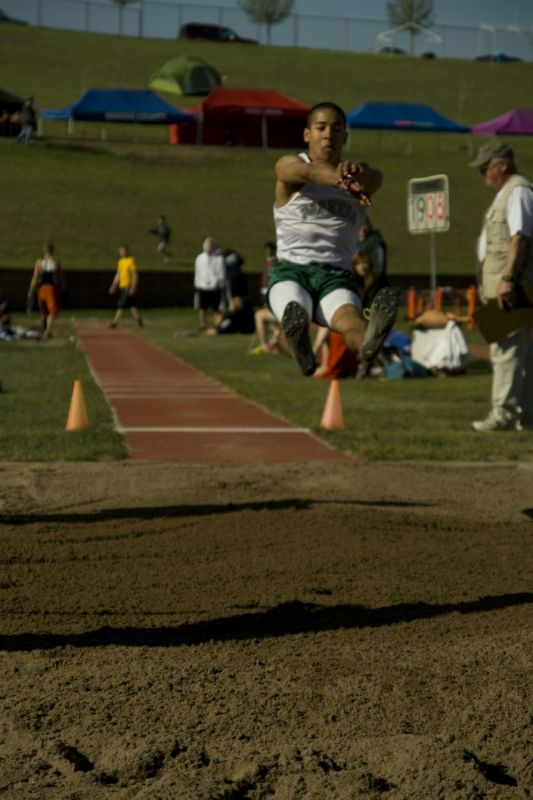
[{"xmin": 407, "ymin": 174, "xmax": 449, "ymax": 234}]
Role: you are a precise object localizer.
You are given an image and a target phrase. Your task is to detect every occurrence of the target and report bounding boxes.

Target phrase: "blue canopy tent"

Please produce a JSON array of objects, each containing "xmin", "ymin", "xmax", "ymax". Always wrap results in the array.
[
  {"xmin": 40, "ymin": 88, "xmax": 196, "ymax": 137},
  {"xmin": 346, "ymin": 102, "xmax": 470, "ymax": 133}
]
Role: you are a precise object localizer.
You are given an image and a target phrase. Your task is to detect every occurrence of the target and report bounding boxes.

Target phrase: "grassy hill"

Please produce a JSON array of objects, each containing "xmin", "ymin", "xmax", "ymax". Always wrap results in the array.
[{"xmin": 2, "ymin": 25, "xmax": 533, "ymax": 276}]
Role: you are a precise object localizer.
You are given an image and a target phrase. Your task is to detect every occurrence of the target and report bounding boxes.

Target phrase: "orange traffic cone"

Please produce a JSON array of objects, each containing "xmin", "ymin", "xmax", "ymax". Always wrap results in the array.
[
  {"xmin": 66, "ymin": 379, "xmax": 89, "ymax": 431},
  {"xmin": 320, "ymin": 379, "xmax": 344, "ymax": 430}
]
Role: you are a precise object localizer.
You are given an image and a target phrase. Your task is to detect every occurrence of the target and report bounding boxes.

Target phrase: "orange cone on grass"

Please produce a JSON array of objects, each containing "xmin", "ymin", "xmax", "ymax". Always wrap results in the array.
[
  {"xmin": 66, "ymin": 379, "xmax": 89, "ymax": 431},
  {"xmin": 320, "ymin": 379, "xmax": 344, "ymax": 430}
]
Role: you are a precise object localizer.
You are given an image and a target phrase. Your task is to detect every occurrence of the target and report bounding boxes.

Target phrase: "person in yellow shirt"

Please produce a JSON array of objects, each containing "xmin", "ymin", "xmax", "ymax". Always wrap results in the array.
[{"xmin": 108, "ymin": 245, "xmax": 143, "ymax": 328}]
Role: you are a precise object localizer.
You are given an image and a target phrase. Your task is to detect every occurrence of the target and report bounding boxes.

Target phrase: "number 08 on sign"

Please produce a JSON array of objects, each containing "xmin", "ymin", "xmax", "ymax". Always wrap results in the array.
[{"xmin": 407, "ymin": 174, "xmax": 449, "ymax": 234}]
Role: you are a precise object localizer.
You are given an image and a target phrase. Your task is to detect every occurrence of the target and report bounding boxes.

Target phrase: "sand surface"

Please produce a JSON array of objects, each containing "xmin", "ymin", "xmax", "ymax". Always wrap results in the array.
[{"xmin": 0, "ymin": 460, "xmax": 532, "ymax": 799}]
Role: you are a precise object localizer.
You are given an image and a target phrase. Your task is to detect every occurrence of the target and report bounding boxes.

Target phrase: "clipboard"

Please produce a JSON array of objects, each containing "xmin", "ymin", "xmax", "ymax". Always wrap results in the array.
[{"xmin": 473, "ymin": 282, "xmax": 533, "ymax": 344}]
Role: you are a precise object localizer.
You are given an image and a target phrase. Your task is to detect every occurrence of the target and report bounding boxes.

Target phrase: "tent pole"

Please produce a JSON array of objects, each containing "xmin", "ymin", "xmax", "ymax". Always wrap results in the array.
[
  {"xmin": 261, "ymin": 114, "xmax": 268, "ymax": 149},
  {"xmin": 196, "ymin": 113, "xmax": 203, "ymax": 145},
  {"xmin": 429, "ymin": 232, "xmax": 437, "ymax": 301},
  {"xmin": 68, "ymin": 117, "xmax": 74, "ymax": 136}
]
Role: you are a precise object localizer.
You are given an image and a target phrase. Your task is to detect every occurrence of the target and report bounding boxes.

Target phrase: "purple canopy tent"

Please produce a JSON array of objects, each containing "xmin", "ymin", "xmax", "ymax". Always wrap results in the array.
[{"xmin": 472, "ymin": 109, "xmax": 533, "ymax": 136}]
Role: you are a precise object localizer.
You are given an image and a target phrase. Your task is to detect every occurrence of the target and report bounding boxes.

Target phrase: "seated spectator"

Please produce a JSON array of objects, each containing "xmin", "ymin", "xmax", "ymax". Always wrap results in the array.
[
  {"xmin": 409, "ymin": 308, "xmax": 470, "ymax": 374},
  {"xmin": 357, "ymin": 216, "xmax": 387, "ymax": 278},
  {"xmin": 206, "ymin": 248, "xmax": 255, "ymax": 335},
  {"xmin": 9, "ymin": 111, "xmax": 21, "ymax": 137},
  {"xmin": 352, "ymin": 251, "xmax": 391, "ymax": 377},
  {"xmin": 0, "ymin": 292, "xmax": 11, "ymax": 330},
  {"xmin": 0, "ymin": 290, "xmax": 40, "ymax": 341},
  {"xmin": 251, "ymin": 242, "xmax": 280, "ymax": 355},
  {"xmin": 0, "ymin": 110, "xmax": 11, "ymax": 137},
  {"xmin": 353, "ymin": 251, "xmax": 389, "ymax": 310}
]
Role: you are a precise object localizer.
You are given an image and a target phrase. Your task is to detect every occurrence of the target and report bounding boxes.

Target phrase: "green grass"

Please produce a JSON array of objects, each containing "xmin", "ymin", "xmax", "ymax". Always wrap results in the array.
[
  {"xmin": 3, "ymin": 309, "xmax": 528, "ymax": 463},
  {"xmin": 1, "ymin": 25, "xmax": 533, "ymax": 274},
  {"xmin": 0, "ymin": 316, "xmax": 127, "ymax": 461}
]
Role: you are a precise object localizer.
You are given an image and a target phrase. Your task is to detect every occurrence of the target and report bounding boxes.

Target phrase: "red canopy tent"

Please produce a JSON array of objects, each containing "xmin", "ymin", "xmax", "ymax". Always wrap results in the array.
[{"xmin": 170, "ymin": 87, "xmax": 310, "ymax": 148}]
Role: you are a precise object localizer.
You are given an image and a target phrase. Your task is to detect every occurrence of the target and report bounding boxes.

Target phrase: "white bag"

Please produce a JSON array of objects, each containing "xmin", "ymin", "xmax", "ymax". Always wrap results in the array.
[{"xmin": 411, "ymin": 321, "xmax": 469, "ymax": 373}]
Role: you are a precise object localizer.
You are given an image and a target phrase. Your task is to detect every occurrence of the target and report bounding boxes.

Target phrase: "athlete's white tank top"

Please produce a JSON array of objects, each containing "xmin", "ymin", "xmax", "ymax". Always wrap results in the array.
[{"xmin": 274, "ymin": 153, "xmax": 365, "ymax": 271}]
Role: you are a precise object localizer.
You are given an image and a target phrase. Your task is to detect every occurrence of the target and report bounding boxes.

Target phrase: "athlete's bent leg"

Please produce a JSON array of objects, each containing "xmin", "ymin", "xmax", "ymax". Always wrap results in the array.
[
  {"xmin": 329, "ymin": 305, "xmax": 366, "ymax": 353},
  {"xmin": 318, "ymin": 290, "xmax": 365, "ymax": 354},
  {"xmin": 269, "ymin": 281, "xmax": 315, "ymax": 376}
]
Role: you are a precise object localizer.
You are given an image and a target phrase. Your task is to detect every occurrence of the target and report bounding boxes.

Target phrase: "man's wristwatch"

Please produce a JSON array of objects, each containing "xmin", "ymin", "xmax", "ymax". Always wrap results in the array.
[{"xmin": 501, "ymin": 275, "xmax": 516, "ymax": 283}]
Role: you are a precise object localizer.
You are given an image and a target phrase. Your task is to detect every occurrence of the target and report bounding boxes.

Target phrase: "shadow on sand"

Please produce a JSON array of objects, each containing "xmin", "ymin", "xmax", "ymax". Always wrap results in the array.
[
  {"xmin": 0, "ymin": 497, "xmax": 432, "ymax": 526},
  {"xmin": 1, "ymin": 592, "xmax": 531, "ymax": 652}
]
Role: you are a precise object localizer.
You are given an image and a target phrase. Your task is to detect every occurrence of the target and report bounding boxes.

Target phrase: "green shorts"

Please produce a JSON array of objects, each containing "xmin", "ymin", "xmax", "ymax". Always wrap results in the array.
[{"xmin": 267, "ymin": 260, "xmax": 357, "ymax": 313}]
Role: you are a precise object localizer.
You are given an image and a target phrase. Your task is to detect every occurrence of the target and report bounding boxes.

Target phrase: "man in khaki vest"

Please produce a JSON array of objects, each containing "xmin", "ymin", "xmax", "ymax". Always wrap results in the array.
[{"xmin": 470, "ymin": 139, "xmax": 533, "ymax": 432}]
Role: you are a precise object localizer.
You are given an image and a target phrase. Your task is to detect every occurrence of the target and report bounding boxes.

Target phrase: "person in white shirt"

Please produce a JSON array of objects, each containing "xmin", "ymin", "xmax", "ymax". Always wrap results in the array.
[
  {"xmin": 469, "ymin": 139, "xmax": 533, "ymax": 431},
  {"xmin": 194, "ymin": 237, "xmax": 226, "ymax": 331},
  {"xmin": 267, "ymin": 101, "xmax": 399, "ymax": 377}
]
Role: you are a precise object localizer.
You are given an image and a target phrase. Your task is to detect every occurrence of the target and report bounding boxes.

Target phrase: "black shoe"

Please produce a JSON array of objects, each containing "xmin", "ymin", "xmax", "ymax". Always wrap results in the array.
[
  {"xmin": 281, "ymin": 301, "xmax": 316, "ymax": 376},
  {"xmin": 137, "ymin": 318, "xmax": 144, "ymax": 327},
  {"xmin": 360, "ymin": 287, "xmax": 400, "ymax": 363}
]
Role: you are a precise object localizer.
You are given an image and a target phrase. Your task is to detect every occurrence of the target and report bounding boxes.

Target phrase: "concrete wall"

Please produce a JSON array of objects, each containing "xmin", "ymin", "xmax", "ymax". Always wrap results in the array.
[{"xmin": 1, "ymin": 268, "xmax": 477, "ymax": 311}]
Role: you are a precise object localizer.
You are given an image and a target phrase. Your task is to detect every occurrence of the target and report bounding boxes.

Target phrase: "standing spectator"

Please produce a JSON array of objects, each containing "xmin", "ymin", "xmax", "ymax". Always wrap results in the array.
[
  {"xmin": 194, "ymin": 237, "xmax": 226, "ymax": 331},
  {"xmin": 109, "ymin": 245, "xmax": 143, "ymax": 328},
  {"xmin": 17, "ymin": 97, "xmax": 36, "ymax": 145},
  {"xmin": 27, "ymin": 243, "xmax": 65, "ymax": 339},
  {"xmin": 149, "ymin": 215, "xmax": 171, "ymax": 263},
  {"xmin": 470, "ymin": 139, "xmax": 533, "ymax": 432}
]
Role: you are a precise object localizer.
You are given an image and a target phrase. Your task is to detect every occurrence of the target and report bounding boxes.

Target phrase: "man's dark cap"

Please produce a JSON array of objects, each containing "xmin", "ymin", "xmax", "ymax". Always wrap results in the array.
[{"xmin": 469, "ymin": 139, "xmax": 514, "ymax": 168}]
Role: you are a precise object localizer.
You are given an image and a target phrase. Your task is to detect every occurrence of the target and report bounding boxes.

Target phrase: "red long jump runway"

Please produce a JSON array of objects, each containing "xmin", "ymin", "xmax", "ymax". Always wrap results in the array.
[{"xmin": 75, "ymin": 324, "xmax": 350, "ymax": 462}]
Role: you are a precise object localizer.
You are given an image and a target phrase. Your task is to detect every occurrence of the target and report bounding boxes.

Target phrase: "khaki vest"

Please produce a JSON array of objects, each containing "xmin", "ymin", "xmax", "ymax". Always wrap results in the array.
[{"xmin": 481, "ymin": 173, "xmax": 533, "ymax": 298}]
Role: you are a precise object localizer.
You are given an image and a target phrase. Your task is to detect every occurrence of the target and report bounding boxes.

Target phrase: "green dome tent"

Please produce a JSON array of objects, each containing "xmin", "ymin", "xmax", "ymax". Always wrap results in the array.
[{"xmin": 149, "ymin": 55, "xmax": 221, "ymax": 97}]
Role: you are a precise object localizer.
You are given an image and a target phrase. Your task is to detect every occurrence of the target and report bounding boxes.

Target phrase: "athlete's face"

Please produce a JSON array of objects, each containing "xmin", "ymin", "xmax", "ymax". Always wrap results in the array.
[{"xmin": 304, "ymin": 109, "xmax": 347, "ymax": 163}]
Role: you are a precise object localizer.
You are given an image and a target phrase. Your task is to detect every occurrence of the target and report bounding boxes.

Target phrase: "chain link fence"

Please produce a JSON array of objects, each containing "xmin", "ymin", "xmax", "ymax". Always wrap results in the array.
[{"xmin": 2, "ymin": 0, "xmax": 532, "ymax": 60}]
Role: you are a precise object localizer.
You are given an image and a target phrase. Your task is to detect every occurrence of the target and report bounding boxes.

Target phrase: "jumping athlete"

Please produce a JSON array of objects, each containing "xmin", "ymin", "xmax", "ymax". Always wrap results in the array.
[{"xmin": 267, "ymin": 101, "xmax": 398, "ymax": 376}]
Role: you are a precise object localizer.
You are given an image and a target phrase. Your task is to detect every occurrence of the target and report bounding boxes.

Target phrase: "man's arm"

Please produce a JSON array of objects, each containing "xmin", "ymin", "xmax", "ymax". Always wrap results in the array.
[
  {"xmin": 109, "ymin": 271, "xmax": 119, "ymax": 294},
  {"xmin": 497, "ymin": 233, "xmax": 531, "ymax": 309},
  {"xmin": 27, "ymin": 260, "xmax": 40, "ymax": 297}
]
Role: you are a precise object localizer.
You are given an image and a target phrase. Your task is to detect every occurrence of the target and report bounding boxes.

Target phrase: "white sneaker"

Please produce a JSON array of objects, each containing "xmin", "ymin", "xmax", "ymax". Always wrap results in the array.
[{"xmin": 472, "ymin": 411, "xmax": 522, "ymax": 432}]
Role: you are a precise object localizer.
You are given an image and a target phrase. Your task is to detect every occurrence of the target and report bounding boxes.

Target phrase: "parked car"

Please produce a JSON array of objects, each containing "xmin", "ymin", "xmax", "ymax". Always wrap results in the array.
[
  {"xmin": 178, "ymin": 23, "xmax": 257, "ymax": 44},
  {"xmin": 371, "ymin": 46, "xmax": 407, "ymax": 55},
  {"xmin": 476, "ymin": 53, "xmax": 522, "ymax": 63},
  {"xmin": 0, "ymin": 8, "xmax": 27, "ymax": 24}
]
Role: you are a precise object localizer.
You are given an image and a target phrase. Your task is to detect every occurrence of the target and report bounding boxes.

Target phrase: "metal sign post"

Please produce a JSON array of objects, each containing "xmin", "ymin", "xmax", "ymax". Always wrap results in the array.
[{"xmin": 407, "ymin": 174, "xmax": 450, "ymax": 302}]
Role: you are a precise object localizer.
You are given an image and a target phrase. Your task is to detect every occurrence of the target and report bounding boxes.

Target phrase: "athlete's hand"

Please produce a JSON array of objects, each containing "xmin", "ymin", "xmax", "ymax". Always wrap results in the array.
[{"xmin": 335, "ymin": 161, "xmax": 372, "ymax": 206}]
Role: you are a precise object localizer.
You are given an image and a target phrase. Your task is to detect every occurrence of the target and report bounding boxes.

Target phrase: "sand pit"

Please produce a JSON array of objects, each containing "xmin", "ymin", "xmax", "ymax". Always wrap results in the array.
[{"xmin": 0, "ymin": 459, "xmax": 532, "ymax": 799}]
